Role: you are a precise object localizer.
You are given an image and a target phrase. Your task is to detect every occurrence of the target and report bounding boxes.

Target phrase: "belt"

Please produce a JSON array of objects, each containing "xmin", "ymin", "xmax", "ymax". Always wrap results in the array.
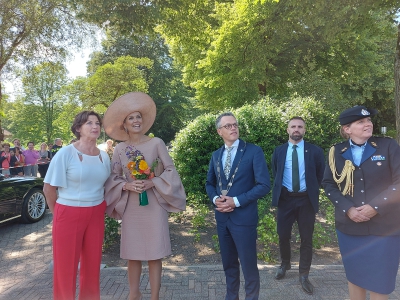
[{"xmin": 282, "ymin": 187, "xmax": 308, "ymax": 197}]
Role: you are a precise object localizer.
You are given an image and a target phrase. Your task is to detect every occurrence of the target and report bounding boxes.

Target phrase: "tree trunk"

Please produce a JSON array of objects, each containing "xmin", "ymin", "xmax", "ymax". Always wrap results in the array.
[
  {"xmin": 394, "ymin": 24, "xmax": 400, "ymax": 144},
  {"xmin": 0, "ymin": 80, "xmax": 4, "ymax": 142}
]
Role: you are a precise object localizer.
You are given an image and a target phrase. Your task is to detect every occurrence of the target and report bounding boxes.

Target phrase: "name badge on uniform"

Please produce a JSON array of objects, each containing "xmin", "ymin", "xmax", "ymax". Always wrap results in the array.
[{"xmin": 371, "ymin": 155, "xmax": 386, "ymax": 161}]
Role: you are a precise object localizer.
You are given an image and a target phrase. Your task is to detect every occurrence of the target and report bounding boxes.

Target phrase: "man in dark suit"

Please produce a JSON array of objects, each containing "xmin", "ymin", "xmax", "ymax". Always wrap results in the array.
[
  {"xmin": 206, "ymin": 112, "xmax": 271, "ymax": 300},
  {"xmin": 271, "ymin": 116, "xmax": 325, "ymax": 295}
]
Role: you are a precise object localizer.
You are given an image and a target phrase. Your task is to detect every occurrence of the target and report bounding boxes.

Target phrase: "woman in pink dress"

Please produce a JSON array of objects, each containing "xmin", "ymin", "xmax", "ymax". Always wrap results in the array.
[{"xmin": 104, "ymin": 92, "xmax": 186, "ymax": 300}]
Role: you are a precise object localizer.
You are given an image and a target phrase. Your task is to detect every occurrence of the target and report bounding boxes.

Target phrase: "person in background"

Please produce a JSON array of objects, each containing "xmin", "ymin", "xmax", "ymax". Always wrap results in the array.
[
  {"xmin": 43, "ymin": 111, "xmax": 110, "ymax": 300},
  {"xmin": 323, "ymin": 105, "xmax": 400, "ymax": 300},
  {"xmin": 0, "ymin": 143, "xmax": 11, "ymax": 176},
  {"xmin": 104, "ymin": 92, "xmax": 186, "ymax": 300},
  {"xmin": 206, "ymin": 112, "xmax": 271, "ymax": 300},
  {"xmin": 13, "ymin": 147, "xmax": 24, "ymax": 176},
  {"xmin": 13, "ymin": 138, "xmax": 25, "ymax": 151},
  {"xmin": 105, "ymin": 139, "xmax": 114, "ymax": 160},
  {"xmin": 9, "ymin": 149, "xmax": 19, "ymax": 176},
  {"xmin": 51, "ymin": 138, "xmax": 63, "ymax": 157},
  {"xmin": 23, "ymin": 141, "xmax": 40, "ymax": 177},
  {"xmin": 38, "ymin": 142, "xmax": 51, "ymax": 178},
  {"xmin": 271, "ymin": 117, "xmax": 325, "ymax": 295}
]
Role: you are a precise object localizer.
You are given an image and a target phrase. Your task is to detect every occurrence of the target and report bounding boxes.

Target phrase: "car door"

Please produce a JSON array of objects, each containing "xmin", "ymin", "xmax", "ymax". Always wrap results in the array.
[{"xmin": 0, "ymin": 175, "xmax": 18, "ymax": 223}]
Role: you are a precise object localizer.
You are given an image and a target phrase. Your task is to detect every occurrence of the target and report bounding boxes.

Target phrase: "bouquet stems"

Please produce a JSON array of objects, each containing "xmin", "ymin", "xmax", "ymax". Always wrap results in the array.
[{"xmin": 139, "ymin": 191, "xmax": 149, "ymax": 206}]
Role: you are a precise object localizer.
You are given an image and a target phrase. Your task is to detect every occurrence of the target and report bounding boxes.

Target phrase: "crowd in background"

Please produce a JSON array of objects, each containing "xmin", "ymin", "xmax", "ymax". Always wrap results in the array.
[
  {"xmin": 0, "ymin": 138, "xmax": 64, "ymax": 178},
  {"xmin": 0, "ymin": 137, "xmax": 115, "ymax": 178}
]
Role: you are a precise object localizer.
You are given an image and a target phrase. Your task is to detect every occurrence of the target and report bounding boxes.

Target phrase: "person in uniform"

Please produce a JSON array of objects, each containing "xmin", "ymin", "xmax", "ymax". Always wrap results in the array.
[{"xmin": 322, "ymin": 105, "xmax": 400, "ymax": 300}]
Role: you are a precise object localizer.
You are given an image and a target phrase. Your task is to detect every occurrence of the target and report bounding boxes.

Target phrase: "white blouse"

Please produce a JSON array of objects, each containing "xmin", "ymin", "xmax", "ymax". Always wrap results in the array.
[{"xmin": 44, "ymin": 144, "xmax": 111, "ymax": 207}]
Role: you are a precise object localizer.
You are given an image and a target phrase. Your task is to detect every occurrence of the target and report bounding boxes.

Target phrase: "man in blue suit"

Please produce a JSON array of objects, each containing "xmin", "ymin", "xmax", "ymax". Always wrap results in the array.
[
  {"xmin": 271, "ymin": 116, "xmax": 325, "ymax": 295},
  {"xmin": 206, "ymin": 112, "xmax": 271, "ymax": 300}
]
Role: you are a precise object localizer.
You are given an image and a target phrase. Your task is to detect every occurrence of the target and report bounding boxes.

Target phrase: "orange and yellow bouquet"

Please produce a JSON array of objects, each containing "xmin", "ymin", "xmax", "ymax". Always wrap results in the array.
[{"xmin": 125, "ymin": 147, "xmax": 158, "ymax": 206}]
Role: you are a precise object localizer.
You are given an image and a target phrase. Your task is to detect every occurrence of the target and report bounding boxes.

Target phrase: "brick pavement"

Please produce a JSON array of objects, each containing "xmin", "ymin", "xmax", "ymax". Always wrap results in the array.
[{"xmin": 2, "ymin": 212, "xmax": 400, "ymax": 299}]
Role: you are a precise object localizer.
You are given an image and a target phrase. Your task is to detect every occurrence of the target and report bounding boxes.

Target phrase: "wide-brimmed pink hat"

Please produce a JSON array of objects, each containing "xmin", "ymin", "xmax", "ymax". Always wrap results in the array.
[{"xmin": 103, "ymin": 92, "xmax": 156, "ymax": 141}]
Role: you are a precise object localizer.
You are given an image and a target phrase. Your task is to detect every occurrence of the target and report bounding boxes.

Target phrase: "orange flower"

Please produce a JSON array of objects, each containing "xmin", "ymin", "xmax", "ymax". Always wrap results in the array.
[
  {"xmin": 143, "ymin": 168, "xmax": 150, "ymax": 175},
  {"xmin": 139, "ymin": 160, "xmax": 148, "ymax": 171},
  {"xmin": 127, "ymin": 161, "xmax": 135, "ymax": 170},
  {"xmin": 149, "ymin": 172, "xmax": 155, "ymax": 179}
]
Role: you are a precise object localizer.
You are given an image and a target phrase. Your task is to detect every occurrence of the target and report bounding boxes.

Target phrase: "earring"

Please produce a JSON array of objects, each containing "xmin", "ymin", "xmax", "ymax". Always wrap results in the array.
[{"xmin": 124, "ymin": 127, "xmax": 128, "ymax": 133}]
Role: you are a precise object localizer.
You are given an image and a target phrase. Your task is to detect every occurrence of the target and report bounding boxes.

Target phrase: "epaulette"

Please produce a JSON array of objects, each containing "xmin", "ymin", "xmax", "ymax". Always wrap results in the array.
[{"xmin": 330, "ymin": 141, "xmax": 347, "ymax": 153}]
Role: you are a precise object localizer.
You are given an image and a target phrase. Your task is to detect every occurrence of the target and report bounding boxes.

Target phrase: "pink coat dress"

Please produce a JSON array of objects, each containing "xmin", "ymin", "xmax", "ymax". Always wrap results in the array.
[{"xmin": 104, "ymin": 138, "xmax": 186, "ymax": 260}]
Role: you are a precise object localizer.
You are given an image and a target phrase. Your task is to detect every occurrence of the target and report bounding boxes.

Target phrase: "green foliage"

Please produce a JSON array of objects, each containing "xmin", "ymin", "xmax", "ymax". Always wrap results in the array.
[
  {"xmin": 81, "ymin": 55, "xmax": 153, "ymax": 112},
  {"xmin": 319, "ymin": 193, "xmax": 335, "ymax": 227},
  {"xmin": 257, "ymin": 195, "xmax": 279, "ymax": 262},
  {"xmin": 160, "ymin": 1, "xmax": 398, "ymax": 118},
  {"xmin": 186, "ymin": 195, "xmax": 210, "ymax": 242},
  {"xmin": 103, "ymin": 215, "xmax": 121, "ymax": 251},
  {"xmin": 212, "ymin": 234, "xmax": 220, "ymax": 253}
]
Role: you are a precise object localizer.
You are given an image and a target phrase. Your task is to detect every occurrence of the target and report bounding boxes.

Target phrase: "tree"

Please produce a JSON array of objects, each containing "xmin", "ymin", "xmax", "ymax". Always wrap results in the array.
[
  {"xmin": 395, "ymin": 23, "xmax": 400, "ymax": 143},
  {"xmin": 21, "ymin": 62, "xmax": 69, "ymax": 143},
  {"xmin": 158, "ymin": 1, "xmax": 398, "ymax": 109},
  {"xmin": 0, "ymin": 0, "xmax": 93, "ymax": 141},
  {"xmin": 87, "ymin": 32, "xmax": 196, "ymax": 142},
  {"xmin": 79, "ymin": 55, "xmax": 153, "ymax": 112}
]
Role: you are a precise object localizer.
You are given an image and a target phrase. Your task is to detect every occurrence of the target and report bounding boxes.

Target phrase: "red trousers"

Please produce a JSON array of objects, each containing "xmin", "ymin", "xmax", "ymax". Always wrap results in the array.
[{"xmin": 52, "ymin": 201, "xmax": 106, "ymax": 300}]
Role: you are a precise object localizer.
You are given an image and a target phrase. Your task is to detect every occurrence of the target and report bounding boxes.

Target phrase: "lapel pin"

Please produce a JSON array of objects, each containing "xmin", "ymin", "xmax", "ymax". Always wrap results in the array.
[
  {"xmin": 371, "ymin": 142, "xmax": 377, "ymax": 147},
  {"xmin": 341, "ymin": 147, "xmax": 347, "ymax": 153}
]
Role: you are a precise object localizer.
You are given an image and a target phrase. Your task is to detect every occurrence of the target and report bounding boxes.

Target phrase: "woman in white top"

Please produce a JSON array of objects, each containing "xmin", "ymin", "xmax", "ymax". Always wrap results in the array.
[{"xmin": 44, "ymin": 111, "xmax": 110, "ymax": 300}]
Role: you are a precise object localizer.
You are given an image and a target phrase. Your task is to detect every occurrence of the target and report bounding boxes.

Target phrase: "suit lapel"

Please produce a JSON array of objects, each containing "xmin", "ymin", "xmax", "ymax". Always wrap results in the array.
[
  {"xmin": 360, "ymin": 140, "xmax": 377, "ymax": 165},
  {"xmin": 303, "ymin": 142, "xmax": 309, "ymax": 172},
  {"xmin": 216, "ymin": 145, "xmax": 226, "ymax": 182},
  {"xmin": 341, "ymin": 141, "xmax": 353, "ymax": 162},
  {"xmin": 278, "ymin": 143, "xmax": 289, "ymax": 175}
]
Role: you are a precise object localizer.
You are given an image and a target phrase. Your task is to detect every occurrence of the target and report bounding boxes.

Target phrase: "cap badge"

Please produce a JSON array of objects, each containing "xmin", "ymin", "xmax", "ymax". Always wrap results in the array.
[{"xmin": 361, "ymin": 109, "xmax": 370, "ymax": 116}]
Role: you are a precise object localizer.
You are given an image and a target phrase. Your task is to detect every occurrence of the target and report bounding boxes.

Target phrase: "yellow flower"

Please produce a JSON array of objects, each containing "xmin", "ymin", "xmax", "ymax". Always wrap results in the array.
[
  {"xmin": 132, "ymin": 169, "xmax": 140, "ymax": 176},
  {"xmin": 139, "ymin": 160, "xmax": 148, "ymax": 171}
]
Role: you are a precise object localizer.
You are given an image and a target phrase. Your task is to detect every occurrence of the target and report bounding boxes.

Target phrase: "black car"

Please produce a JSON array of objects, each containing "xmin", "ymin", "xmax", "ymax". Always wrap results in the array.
[{"xmin": 0, "ymin": 174, "xmax": 47, "ymax": 224}]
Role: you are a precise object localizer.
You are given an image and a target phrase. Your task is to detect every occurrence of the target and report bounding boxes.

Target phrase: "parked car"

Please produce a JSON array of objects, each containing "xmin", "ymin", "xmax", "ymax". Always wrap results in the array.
[{"xmin": 0, "ymin": 174, "xmax": 47, "ymax": 224}]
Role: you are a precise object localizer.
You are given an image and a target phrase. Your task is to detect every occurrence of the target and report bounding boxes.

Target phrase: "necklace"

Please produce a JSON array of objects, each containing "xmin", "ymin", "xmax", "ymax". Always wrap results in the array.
[{"xmin": 216, "ymin": 142, "xmax": 246, "ymax": 196}]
